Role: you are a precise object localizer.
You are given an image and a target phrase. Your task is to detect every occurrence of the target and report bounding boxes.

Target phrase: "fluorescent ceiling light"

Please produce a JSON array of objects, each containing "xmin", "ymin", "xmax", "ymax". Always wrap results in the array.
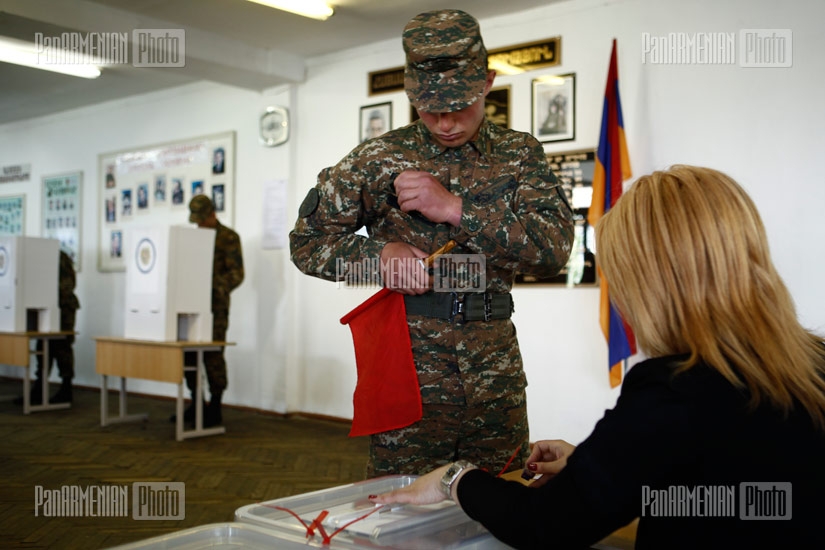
[
  {"xmin": 245, "ymin": 0, "xmax": 334, "ymax": 21},
  {"xmin": 0, "ymin": 36, "xmax": 101, "ymax": 79}
]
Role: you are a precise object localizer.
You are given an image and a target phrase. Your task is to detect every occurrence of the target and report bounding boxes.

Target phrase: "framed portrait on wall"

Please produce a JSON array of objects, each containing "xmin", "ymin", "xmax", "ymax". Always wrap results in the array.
[
  {"xmin": 485, "ymin": 85, "xmax": 511, "ymax": 128},
  {"xmin": 360, "ymin": 102, "xmax": 392, "ymax": 143},
  {"xmin": 532, "ymin": 73, "xmax": 575, "ymax": 143}
]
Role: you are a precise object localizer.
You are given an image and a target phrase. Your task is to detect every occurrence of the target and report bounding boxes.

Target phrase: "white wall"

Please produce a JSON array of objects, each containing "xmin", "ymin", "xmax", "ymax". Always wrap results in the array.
[
  {"xmin": 1, "ymin": 0, "xmax": 823, "ymax": 446},
  {"xmin": 0, "ymin": 82, "xmax": 296, "ymax": 413}
]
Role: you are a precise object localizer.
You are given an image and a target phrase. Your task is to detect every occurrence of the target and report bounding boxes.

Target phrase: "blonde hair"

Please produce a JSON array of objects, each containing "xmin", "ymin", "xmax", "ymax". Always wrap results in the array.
[{"xmin": 596, "ymin": 165, "xmax": 825, "ymax": 429}]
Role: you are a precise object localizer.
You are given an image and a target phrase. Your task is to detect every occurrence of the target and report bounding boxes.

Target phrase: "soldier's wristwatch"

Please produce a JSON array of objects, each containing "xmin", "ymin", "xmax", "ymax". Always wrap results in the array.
[{"xmin": 440, "ymin": 460, "xmax": 475, "ymax": 500}]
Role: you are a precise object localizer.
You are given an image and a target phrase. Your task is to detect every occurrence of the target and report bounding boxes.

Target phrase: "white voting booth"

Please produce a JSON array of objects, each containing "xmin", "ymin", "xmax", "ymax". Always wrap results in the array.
[
  {"xmin": 0, "ymin": 236, "xmax": 59, "ymax": 332},
  {"xmin": 124, "ymin": 226, "xmax": 214, "ymax": 342}
]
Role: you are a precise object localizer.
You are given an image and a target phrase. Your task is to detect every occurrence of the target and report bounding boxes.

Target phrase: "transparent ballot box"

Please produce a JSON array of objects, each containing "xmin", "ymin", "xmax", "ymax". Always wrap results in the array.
[
  {"xmin": 234, "ymin": 475, "xmax": 513, "ymax": 549},
  {"xmin": 106, "ymin": 522, "xmax": 311, "ymax": 549}
]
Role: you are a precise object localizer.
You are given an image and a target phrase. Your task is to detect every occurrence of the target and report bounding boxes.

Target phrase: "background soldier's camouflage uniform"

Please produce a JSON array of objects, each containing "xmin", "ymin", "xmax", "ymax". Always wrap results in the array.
[
  {"xmin": 290, "ymin": 9, "xmax": 574, "ymax": 477},
  {"xmin": 36, "ymin": 250, "xmax": 80, "ymax": 381},
  {"xmin": 184, "ymin": 220, "xmax": 244, "ymax": 392}
]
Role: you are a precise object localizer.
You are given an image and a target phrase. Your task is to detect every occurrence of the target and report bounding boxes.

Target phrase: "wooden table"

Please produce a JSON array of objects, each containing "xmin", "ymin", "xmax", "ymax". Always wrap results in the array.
[
  {"xmin": 0, "ymin": 330, "xmax": 74, "ymax": 414},
  {"xmin": 94, "ymin": 337, "xmax": 234, "ymax": 441}
]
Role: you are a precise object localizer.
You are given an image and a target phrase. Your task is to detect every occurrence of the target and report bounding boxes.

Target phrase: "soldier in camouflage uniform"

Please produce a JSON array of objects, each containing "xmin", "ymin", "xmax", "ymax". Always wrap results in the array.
[
  {"xmin": 182, "ymin": 194, "xmax": 245, "ymax": 427},
  {"xmin": 28, "ymin": 250, "xmax": 80, "ymax": 404},
  {"xmin": 290, "ymin": 9, "xmax": 574, "ymax": 477}
]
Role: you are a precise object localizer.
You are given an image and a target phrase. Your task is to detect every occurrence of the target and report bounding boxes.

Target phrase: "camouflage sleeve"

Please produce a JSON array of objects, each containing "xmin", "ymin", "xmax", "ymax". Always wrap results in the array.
[
  {"xmin": 289, "ymin": 149, "xmax": 388, "ymax": 282},
  {"xmin": 212, "ymin": 227, "xmax": 244, "ymax": 312},
  {"xmin": 58, "ymin": 251, "xmax": 80, "ymax": 310},
  {"xmin": 450, "ymin": 133, "xmax": 574, "ymax": 278},
  {"xmin": 223, "ymin": 229, "xmax": 244, "ymax": 292}
]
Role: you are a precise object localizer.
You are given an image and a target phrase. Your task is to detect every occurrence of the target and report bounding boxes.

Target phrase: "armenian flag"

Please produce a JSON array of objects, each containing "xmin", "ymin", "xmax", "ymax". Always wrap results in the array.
[{"xmin": 588, "ymin": 39, "xmax": 636, "ymax": 387}]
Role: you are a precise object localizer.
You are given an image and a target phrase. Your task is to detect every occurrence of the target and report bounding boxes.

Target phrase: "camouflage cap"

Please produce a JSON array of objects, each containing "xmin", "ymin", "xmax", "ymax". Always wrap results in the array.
[
  {"xmin": 403, "ymin": 9, "xmax": 488, "ymax": 113},
  {"xmin": 188, "ymin": 194, "xmax": 214, "ymax": 223}
]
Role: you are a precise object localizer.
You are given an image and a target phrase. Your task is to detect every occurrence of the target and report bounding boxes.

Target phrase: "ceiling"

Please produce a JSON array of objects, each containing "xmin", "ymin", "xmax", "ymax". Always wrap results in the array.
[{"xmin": 0, "ymin": 0, "xmax": 556, "ymax": 125}]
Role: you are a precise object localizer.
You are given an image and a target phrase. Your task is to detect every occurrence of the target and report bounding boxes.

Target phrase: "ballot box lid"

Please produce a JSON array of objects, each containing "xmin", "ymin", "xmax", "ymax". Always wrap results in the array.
[
  {"xmin": 234, "ymin": 475, "xmax": 512, "ymax": 549},
  {"xmin": 105, "ymin": 522, "xmax": 310, "ymax": 549}
]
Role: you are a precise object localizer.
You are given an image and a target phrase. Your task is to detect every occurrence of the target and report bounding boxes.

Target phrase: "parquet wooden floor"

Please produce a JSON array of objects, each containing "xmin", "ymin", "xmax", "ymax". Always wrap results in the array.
[{"xmin": 0, "ymin": 377, "xmax": 369, "ymax": 549}]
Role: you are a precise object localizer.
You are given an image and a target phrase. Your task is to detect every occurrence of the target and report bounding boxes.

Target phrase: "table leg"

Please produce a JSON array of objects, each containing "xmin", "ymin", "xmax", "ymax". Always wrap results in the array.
[
  {"xmin": 26, "ymin": 337, "xmax": 70, "ymax": 413},
  {"xmin": 176, "ymin": 380, "xmax": 184, "ymax": 441},
  {"xmin": 40, "ymin": 339, "xmax": 49, "ymax": 406},
  {"xmin": 22, "ymin": 368, "xmax": 30, "ymax": 415},
  {"xmin": 99, "ymin": 375, "xmax": 147, "ymax": 426},
  {"xmin": 195, "ymin": 349, "xmax": 204, "ymax": 430},
  {"xmin": 177, "ymin": 347, "xmax": 225, "ymax": 440},
  {"xmin": 101, "ymin": 374, "xmax": 108, "ymax": 426}
]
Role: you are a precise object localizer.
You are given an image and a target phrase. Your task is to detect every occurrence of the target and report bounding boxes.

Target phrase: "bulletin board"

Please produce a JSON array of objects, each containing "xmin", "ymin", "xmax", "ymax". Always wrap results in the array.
[
  {"xmin": 42, "ymin": 171, "xmax": 82, "ymax": 271},
  {"xmin": 98, "ymin": 131, "xmax": 235, "ymax": 272},
  {"xmin": 0, "ymin": 195, "xmax": 25, "ymax": 236}
]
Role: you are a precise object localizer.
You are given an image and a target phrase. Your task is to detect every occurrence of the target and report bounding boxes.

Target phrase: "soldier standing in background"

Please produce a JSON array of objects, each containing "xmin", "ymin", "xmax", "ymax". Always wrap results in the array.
[
  {"xmin": 290, "ymin": 10, "xmax": 573, "ymax": 477},
  {"xmin": 22, "ymin": 250, "xmax": 79, "ymax": 404},
  {"xmin": 176, "ymin": 195, "xmax": 244, "ymax": 427}
]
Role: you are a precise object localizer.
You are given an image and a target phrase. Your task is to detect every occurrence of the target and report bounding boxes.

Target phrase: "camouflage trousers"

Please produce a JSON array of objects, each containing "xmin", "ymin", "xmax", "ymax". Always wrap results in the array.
[
  {"xmin": 366, "ymin": 389, "xmax": 529, "ymax": 478},
  {"xmin": 35, "ymin": 308, "xmax": 76, "ymax": 380},
  {"xmin": 184, "ymin": 309, "xmax": 229, "ymax": 394}
]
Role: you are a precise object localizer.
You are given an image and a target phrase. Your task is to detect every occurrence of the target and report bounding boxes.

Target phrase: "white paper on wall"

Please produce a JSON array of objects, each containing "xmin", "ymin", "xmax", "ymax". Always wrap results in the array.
[{"xmin": 262, "ymin": 178, "xmax": 288, "ymax": 250}]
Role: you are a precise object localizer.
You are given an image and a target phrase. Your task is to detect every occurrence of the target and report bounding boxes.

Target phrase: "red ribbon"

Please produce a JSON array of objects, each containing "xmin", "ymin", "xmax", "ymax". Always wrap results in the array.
[{"xmin": 266, "ymin": 503, "xmax": 385, "ymax": 545}]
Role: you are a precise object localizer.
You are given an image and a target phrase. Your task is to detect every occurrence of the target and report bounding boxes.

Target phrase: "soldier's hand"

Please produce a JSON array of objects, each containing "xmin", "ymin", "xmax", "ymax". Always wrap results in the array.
[
  {"xmin": 395, "ymin": 171, "xmax": 462, "ymax": 226},
  {"xmin": 380, "ymin": 242, "xmax": 430, "ymax": 295}
]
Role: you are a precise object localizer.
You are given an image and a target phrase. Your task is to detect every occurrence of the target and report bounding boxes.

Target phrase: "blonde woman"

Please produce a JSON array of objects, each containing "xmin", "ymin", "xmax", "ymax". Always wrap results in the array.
[{"xmin": 372, "ymin": 165, "xmax": 825, "ymax": 549}]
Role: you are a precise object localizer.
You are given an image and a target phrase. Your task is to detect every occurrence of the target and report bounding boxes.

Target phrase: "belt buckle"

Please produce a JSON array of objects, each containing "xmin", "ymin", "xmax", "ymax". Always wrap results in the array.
[
  {"xmin": 483, "ymin": 293, "xmax": 492, "ymax": 322},
  {"xmin": 449, "ymin": 292, "xmax": 465, "ymax": 323}
]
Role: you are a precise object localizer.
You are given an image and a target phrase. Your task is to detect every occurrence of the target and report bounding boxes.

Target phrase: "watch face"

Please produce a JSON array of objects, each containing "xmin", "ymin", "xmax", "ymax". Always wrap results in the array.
[{"xmin": 260, "ymin": 106, "xmax": 289, "ymax": 146}]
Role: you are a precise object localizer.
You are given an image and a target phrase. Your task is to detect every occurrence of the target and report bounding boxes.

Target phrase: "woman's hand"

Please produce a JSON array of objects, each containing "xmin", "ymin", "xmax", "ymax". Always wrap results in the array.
[
  {"xmin": 368, "ymin": 465, "xmax": 452, "ymax": 505},
  {"xmin": 523, "ymin": 439, "xmax": 576, "ymax": 488}
]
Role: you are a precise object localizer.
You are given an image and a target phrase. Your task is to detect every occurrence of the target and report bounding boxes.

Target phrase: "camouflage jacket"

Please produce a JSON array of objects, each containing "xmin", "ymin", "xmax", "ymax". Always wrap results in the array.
[
  {"xmin": 212, "ymin": 221, "xmax": 244, "ymax": 313},
  {"xmin": 290, "ymin": 119, "xmax": 573, "ymax": 405}
]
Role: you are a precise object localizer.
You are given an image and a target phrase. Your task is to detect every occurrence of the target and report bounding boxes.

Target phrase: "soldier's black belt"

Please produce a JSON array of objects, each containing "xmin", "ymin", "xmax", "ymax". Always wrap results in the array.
[{"xmin": 404, "ymin": 292, "xmax": 513, "ymax": 323}]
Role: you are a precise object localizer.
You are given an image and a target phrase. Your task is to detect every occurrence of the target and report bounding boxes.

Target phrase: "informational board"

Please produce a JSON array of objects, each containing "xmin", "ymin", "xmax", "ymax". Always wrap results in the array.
[
  {"xmin": 0, "ymin": 195, "xmax": 25, "ymax": 236},
  {"xmin": 42, "ymin": 171, "xmax": 82, "ymax": 271},
  {"xmin": 98, "ymin": 131, "xmax": 235, "ymax": 272}
]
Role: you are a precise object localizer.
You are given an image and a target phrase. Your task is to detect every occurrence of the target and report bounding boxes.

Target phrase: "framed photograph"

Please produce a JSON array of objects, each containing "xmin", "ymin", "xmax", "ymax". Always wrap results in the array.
[
  {"xmin": 485, "ymin": 85, "xmax": 511, "ymax": 128},
  {"xmin": 42, "ymin": 171, "xmax": 82, "ymax": 271},
  {"xmin": 360, "ymin": 102, "xmax": 392, "ymax": 143},
  {"xmin": 532, "ymin": 73, "xmax": 575, "ymax": 142}
]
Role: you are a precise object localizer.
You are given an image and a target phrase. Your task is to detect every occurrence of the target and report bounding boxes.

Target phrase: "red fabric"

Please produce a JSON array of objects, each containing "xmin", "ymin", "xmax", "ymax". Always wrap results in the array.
[{"xmin": 339, "ymin": 288, "xmax": 422, "ymax": 437}]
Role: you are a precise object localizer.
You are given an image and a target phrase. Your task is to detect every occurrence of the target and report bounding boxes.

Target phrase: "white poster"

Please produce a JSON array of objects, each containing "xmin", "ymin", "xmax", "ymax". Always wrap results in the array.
[{"xmin": 262, "ymin": 178, "xmax": 288, "ymax": 250}]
